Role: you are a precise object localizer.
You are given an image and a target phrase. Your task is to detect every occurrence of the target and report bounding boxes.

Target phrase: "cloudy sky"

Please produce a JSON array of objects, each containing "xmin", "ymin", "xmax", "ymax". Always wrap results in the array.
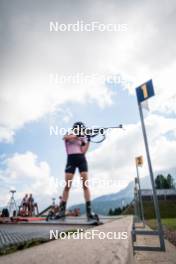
[{"xmin": 0, "ymin": 0, "xmax": 176, "ymax": 210}]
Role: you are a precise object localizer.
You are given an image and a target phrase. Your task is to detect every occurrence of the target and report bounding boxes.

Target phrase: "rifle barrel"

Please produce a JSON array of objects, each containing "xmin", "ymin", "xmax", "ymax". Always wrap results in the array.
[
  {"xmin": 94, "ymin": 124, "xmax": 123, "ymax": 130},
  {"xmin": 84, "ymin": 125, "xmax": 123, "ymax": 136}
]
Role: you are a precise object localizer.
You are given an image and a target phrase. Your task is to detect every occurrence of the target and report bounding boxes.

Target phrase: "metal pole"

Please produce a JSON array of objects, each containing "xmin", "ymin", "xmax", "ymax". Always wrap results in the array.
[
  {"xmin": 52, "ymin": 198, "xmax": 56, "ymax": 206},
  {"xmin": 138, "ymin": 102, "xmax": 165, "ymax": 251},
  {"xmin": 136, "ymin": 164, "xmax": 145, "ymax": 226},
  {"xmin": 9, "ymin": 190, "xmax": 17, "ymax": 217},
  {"xmin": 134, "ymin": 192, "xmax": 138, "ymax": 222},
  {"xmin": 134, "ymin": 187, "xmax": 140, "ymax": 222}
]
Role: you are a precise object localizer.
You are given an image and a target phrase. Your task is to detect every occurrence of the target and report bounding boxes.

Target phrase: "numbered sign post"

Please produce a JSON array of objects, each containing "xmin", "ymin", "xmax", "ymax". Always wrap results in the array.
[
  {"xmin": 136, "ymin": 80, "xmax": 155, "ymax": 103},
  {"xmin": 135, "ymin": 80, "xmax": 165, "ymax": 251},
  {"xmin": 135, "ymin": 156, "xmax": 145, "ymax": 226}
]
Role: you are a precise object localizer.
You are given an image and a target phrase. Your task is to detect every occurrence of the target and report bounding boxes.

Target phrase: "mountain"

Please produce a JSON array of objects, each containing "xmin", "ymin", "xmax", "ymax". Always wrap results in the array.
[
  {"xmin": 69, "ymin": 169, "xmax": 176, "ymax": 215},
  {"xmin": 69, "ymin": 181, "xmax": 134, "ymax": 215}
]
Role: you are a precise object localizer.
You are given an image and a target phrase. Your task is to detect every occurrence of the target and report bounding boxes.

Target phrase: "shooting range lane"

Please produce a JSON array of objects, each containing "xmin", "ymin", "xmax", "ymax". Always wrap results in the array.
[
  {"xmin": 0, "ymin": 216, "xmax": 133, "ymax": 264},
  {"xmin": 0, "ymin": 216, "xmax": 117, "ymax": 254},
  {"xmin": 0, "ymin": 222, "xmax": 91, "ymax": 254}
]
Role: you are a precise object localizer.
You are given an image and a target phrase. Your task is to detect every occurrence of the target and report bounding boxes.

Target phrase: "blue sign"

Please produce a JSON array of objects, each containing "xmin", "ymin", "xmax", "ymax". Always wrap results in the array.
[{"xmin": 136, "ymin": 79, "xmax": 155, "ymax": 103}]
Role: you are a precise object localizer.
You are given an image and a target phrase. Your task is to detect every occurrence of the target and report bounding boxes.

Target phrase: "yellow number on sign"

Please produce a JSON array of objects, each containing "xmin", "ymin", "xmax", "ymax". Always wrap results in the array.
[
  {"xmin": 136, "ymin": 156, "xmax": 143, "ymax": 167},
  {"xmin": 141, "ymin": 84, "xmax": 148, "ymax": 98}
]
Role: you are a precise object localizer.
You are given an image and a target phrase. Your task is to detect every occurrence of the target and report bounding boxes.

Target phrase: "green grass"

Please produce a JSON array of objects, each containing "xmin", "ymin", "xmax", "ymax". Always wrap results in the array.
[
  {"xmin": 123, "ymin": 199, "xmax": 176, "ymax": 233},
  {"xmin": 143, "ymin": 200, "xmax": 176, "ymax": 219},
  {"xmin": 123, "ymin": 200, "xmax": 176, "ymax": 219},
  {"xmin": 0, "ymin": 239, "xmax": 48, "ymax": 256},
  {"xmin": 147, "ymin": 218, "xmax": 176, "ymax": 231}
]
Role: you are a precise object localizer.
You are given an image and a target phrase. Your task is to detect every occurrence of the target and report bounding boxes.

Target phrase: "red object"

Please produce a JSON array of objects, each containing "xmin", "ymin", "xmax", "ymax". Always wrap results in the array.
[{"xmin": 11, "ymin": 217, "xmax": 45, "ymax": 222}]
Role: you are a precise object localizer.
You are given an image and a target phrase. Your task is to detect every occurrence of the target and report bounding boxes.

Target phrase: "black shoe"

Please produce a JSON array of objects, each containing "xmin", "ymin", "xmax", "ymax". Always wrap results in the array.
[
  {"xmin": 87, "ymin": 212, "xmax": 99, "ymax": 222},
  {"xmin": 55, "ymin": 201, "xmax": 66, "ymax": 220},
  {"xmin": 86, "ymin": 201, "xmax": 99, "ymax": 221},
  {"xmin": 46, "ymin": 210, "xmax": 55, "ymax": 221},
  {"xmin": 55, "ymin": 211, "xmax": 65, "ymax": 220}
]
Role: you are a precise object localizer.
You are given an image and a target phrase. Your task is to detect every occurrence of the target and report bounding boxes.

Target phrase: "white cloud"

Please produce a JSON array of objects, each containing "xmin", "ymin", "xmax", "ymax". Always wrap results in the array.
[
  {"xmin": 1, "ymin": 0, "xmax": 176, "ymax": 142},
  {"xmin": 153, "ymin": 136, "xmax": 176, "ymax": 170},
  {"xmin": 0, "ymin": 126, "xmax": 14, "ymax": 143},
  {"xmin": 0, "ymin": 152, "xmax": 58, "ymax": 208},
  {"xmin": 87, "ymin": 113, "xmax": 176, "ymax": 195}
]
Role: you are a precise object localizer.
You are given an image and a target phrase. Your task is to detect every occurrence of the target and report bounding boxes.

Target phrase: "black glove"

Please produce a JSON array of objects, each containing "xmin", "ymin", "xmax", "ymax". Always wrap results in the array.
[
  {"xmin": 81, "ymin": 141, "xmax": 86, "ymax": 146},
  {"xmin": 87, "ymin": 135, "xmax": 91, "ymax": 142}
]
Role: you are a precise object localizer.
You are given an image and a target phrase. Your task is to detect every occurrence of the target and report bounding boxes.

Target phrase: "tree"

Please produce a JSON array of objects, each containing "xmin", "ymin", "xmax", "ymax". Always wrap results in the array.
[
  {"xmin": 109, "ymin": 207, "xmax": 123, "ymax": 216},
  {"xmin": 114, "ymin": 208, "xmax": 122, "ymax": 215},
  {"xmin": 109, "ymin": 208, "xmax": 113, "ymax": 216},
  {"xmin": 167, "ymin": 174, "xmax": 175, "ymax": 189},
  {"xmin": 155, "ymin": 174, "xmax": 165, "ymax": 189},
  {"xmin": 155, "ymin": 174, "xmax": 175, "ymax": 189}
]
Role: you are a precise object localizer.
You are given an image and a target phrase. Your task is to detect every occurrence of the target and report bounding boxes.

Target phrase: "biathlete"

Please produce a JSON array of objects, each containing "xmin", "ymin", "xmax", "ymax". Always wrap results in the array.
[{"xmin": 56, "ymin": 121, "xmax": 98, "ymax": 221}]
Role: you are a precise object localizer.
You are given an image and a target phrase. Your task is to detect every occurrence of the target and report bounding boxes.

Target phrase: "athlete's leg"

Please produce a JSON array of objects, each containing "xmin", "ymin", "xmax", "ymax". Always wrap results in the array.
[
  {"xmin": 62, "ymin": 173, "xmax": 74, "ymax": 202},
  {"xmin": 55, "ymin": 173, "xmax": 74, "ymax": 219},
  {"xmin": 80, "ymin": 171, "xmax": 90, "ymax": 201},
  {"xmin": 80, "ymin": 171, "xmax": 98, "ymax": 221}
]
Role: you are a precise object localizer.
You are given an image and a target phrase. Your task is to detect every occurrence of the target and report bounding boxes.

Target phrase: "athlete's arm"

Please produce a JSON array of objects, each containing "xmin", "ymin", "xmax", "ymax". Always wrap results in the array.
[
  {"xmin": 63, "ymin": 134, "xmax": 77, "ymax": 141},
  {"xmin": 81, "ymin": 136, "xmax": 90, "ymax": 153},
  {"xmin": 81, "ymin": 142, "xmax": 90, "ymax": 153}
]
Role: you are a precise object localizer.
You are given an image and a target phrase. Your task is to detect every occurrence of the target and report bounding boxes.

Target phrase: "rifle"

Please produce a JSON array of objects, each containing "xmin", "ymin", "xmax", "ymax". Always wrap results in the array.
[{"xmin": 82, "ymin": 124, "xmax": 123, "ymax": 143}]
